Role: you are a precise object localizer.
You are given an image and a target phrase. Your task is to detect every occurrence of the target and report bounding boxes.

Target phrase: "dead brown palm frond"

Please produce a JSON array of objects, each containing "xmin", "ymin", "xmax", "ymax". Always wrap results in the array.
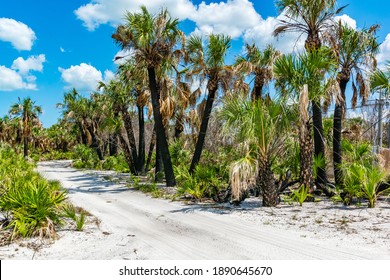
[
  {"xmin": 230, "ymin": 154, "xmax": 258, "ymax": 201},
  {"xmin": 299, "ymin": 84, "xmax": 309, "ymax": 126},
  {"xmin": 147, "ymin": 102, "xmax": 153, "ymax": 119},
  {"xmin": 273, "ymin": 25, "xmax": 289, "ymax": 37},
  {"xmin": 356, "ymin": 72, "xmax": 369, "ymax": 105},
  {"xmin": 351, "ymin": 81, "xmax": 358, "ymax": 108},
  {"xmin": 160, "ymin": 95, "xmax": 175, "ymax": 121},
  {"xmin": 136, "ymin": 90, "xmax": 150, "ymax": 107}
]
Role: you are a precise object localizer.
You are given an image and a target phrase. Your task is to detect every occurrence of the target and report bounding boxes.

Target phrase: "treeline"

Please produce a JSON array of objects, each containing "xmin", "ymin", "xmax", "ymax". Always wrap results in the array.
[{"xmin": 1, "ymin": 1, "xmax": 390, "ymax": 208}]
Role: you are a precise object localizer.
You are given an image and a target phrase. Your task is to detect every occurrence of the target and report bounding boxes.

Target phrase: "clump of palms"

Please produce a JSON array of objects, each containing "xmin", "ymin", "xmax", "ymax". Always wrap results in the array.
[
  {"xmin": 274, "ymin": 47, "xmax": 338, "ymax": 192},
  {"xmin": 274, "ymin": 0, "xmax": 346, "ymax": 186},
  {"xmin": 112, "ymin": 6, "xmax": 184, "ymax": 186},
  {"xmin": 220, "ymin": 95, "xmax": 293, "ymax": 207}
]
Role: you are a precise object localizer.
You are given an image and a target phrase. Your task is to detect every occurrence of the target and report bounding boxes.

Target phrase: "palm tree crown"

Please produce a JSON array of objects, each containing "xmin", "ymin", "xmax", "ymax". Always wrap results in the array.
[{"xmin": 9, "ymin": 97, "xmax": 42, "ymax": 157}]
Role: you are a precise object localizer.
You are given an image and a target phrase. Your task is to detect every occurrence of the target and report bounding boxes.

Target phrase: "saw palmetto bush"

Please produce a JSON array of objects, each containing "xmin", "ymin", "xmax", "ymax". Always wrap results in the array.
[
  {"xmin": 175, "ymin": 164, "xmax": 228, "ymax": 202},
  {"xmin": 0, "ymin": 147, "xmax": 67, "ymax": 238},
  {"xmin": 340, "ymin": 139, "xmax": 387, "ymax": 207},
  {"xmin": 72, "ymin": 144, "xmax": 99, "ymax": 169}
]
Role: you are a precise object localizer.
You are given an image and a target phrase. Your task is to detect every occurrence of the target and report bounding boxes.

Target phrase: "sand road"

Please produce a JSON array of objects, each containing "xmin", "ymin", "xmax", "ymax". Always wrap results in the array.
[{"xmin": 2, "ymin": 160, "xmax": 387, "ymax": 260}]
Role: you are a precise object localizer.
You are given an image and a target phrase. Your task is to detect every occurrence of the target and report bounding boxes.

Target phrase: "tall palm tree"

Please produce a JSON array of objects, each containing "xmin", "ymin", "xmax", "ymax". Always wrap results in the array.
[
  {"xmin": 235, "ymin": 44, "xmax": 280, "ymax": 101},
  {"xmin": 274, "ymin": 0, "xmax": 345, "ymax": 186},
  {"xmin": 117, "ymin": 60, "xmax": 151, "ymax": 174},
  {"xmin": 325, "ymin": 22, "xmax": 379, "ymax": 185},
  {"xmin": 9, "ymin": 97, "xmax": 42, "ymax": 157},
  {"xmin": 186, "ymin": 34, "xmax": 232, "ymax": 174},
  {"xmin": 274, "ymin": 48, "xmax": 338, "ymax": 189},
  {"xmin": 112, "ymin": 6, "xmax": 183, "ymax": 186}
]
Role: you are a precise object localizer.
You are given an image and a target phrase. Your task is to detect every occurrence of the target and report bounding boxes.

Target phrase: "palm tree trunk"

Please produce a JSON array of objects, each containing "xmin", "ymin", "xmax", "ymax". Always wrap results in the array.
[
  {"xmin": 122, "ymin": 109, "xmax": 138, "ymax": 168},
  {"xmin": 300, "ymin": 121, "xmax": 314, "ymax": 189},
  {"xmin": 146, "ymin": 128, "xmax": 156, "ymax": 171},
  {"xmin": 137, "ymin": 105, "xmax": 146, "ymax": 174},
  {"xmin": 174, "ymin": 110, "xmax": 184, "ymax": 139},
  {"xmin": 251, "ymin": 75, "xmax": 263, "ymax": 101},
  {"xmin": 147, "ymin": 67, "xmax": 176, "ymax": 187},
  {"xmin": 118, "ymin": 131, "xmax": 137, "ymax": 175},
  {"xmin": 23, "ymin": 136, "xmax": 28, "ymax": 157},
  {"xmin": 109, "ymin": 133, "xmax": 118, "ymax": 156},
  {"xmin": 155, "ymin": 135, "xmax": 163, "ymax": 182},
  {"xmin": 189, "ymin": 78, "xmax": 218, "ymax": 174},
  {"xmin": 312, "ymin": 100, "xmax": 327, "ymax": 186},
  {"xmin": 258, "ymin": 159, "xmax": 279, "ymax": 207},
  {"xmin": 77, "ymin": 121, "xmax": 88, "ymax": 145},
  {"xmin": 86, "ymin": 126, "xmax": 104, "ymax": 161},
  {"xmin": 333, "ymin": 78, "xmax": 348, "ymax": 186}
]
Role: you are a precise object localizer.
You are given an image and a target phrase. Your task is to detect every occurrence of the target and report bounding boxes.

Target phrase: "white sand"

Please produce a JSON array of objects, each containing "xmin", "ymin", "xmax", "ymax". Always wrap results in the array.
[{"xmin": 0, "ymin": 160, "xmax": 389, "ymax": 260}]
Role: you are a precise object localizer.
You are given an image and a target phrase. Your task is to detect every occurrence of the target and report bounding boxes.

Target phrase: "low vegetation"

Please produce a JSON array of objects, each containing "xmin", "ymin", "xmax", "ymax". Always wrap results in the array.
[{"xmin": 0, "ymin": 147, "xmax": 68, "ymax": 239}]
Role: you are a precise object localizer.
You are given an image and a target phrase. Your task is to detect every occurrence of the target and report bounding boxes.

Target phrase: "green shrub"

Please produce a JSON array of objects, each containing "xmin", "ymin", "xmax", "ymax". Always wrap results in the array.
[
  {"xmin": 290, "ymin": 185, "xmax": 311, "ymax": 206},
  {"xmin": 344, "ymin": 163, "xmax": 386, "ymax": 208},
  {"xmin": 72, "ymin": 144, "xmax": 99, "ymax": 169},
  {"xmin": 62, "ymin": 204, "xmax": 86, "ymax": 231},
  {"xmin": 0, "ymin": 179, "xmax": 67, "ymax": 238},
  {"xmin": 175, "ymin": 164, "xmax": 228, "ymax": 201},
  {"xmin": 0, "ymin": 148, "xmax": 68, "ymax": 239},
  {"xmin": 102, "ymin": 155, "xmax": 129, "ymax": 172}
]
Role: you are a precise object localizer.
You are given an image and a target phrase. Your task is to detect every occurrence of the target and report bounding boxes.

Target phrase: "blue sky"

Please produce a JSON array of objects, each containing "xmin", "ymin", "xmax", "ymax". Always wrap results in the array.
[{"xmin": 0, "ymin": 0, "xmax": 389, "ymax": 127}]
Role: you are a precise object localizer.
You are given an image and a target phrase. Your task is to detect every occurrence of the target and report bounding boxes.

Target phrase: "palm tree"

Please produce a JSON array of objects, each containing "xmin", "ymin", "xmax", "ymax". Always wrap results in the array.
[
  {"xmin": 9, "ymin": 97, "xmax": 42, "ymax": 157},
  {"xmin": 112, "ymin": 6, "xmax": 182, "ymax": 186},
  {"xmin": 274, "ymin": 48, "xmax": 338, "ymax": 189},
  {"xmin": 235, "ymin": 44, "xmax": 280, "ymax": 101},
  {"xmin": 57, "ymin": 89, "xmax": 90, "ymax": 146},
  {"xmin": 274, "ymin": 0, "xmax": 346, "ymax": 186},
  {"xmin": 99, "ymin": 78, "xmax": 144, "ymax": 174},
  {"xmin": 186, "ymin": 34, "xmax": 232, "ymax": 174},
  {"xmin": 220, "ymin": 96, "xmax": 293, "ymax": 206},
  {"xmin": 117, "ymin": 60, "xmax": 151, "ymax": 174},
  {"xmin": 325, "ymin": 22, "xmax": 379, "ymax": 185},
  {"xmin": 58, "ymin": 89, "xmax": 105, "ymax": 160}
]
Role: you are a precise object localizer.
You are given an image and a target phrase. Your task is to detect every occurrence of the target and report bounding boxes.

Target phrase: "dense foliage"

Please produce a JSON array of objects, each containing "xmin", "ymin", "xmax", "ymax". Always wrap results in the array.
[{"xmin": 1, "ymin": 2, "xmax": 389, "ymax": 212}]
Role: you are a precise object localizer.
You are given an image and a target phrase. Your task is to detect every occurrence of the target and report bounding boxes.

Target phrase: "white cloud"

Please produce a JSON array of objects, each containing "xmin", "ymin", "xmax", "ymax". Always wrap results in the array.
[
  {"xmin": 244, "ymin": 13, "xmax": 305, "ymax": 54},
  {"xmin": 0, "ymin": 54, "xmax": 46, "ymax": 91},
  {"xmin": 59, "ymin": 63, "xmax": 114, "ymax": 91},
  {"xmin": 60, "ymin": 47, "xmax": 65, "ymax": 53},
  {"xmin": 75, "ymin": 0, "xmax": 259, "ymax": 38},
  {"xmin": 103, "ymin": 70, "xmax": 115, "ymax": 83},
  {"xmin": 334, "ymin": 14, "xmax": 357, "ymax": 30},
  {"xmin": 0, "ymin": 18, "xmax": 36, "ymax": 50},
  {"xmin": 11, "ymin": 54, "xmax": 46, "ymax": 75},
  {"xmin": 377, "ymin": 33, "xmax": 390, "ymax": 66},
  {"xmin": 75, "ymin": 0, "xmax": 196, "ymax": 31},
  {"xmin": 0, "ymin": 66, "xmax": 36, "ymax": 91},
  {"xmin": 189, "ymin": 0, "xmax": 261, "ymax": 39}
]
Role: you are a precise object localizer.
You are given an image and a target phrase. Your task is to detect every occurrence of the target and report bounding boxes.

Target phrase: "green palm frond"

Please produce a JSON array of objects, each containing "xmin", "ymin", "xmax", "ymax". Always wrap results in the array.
[{"xmin": 371, "ymin": 62, "xmax": 390, "ymax": 95}]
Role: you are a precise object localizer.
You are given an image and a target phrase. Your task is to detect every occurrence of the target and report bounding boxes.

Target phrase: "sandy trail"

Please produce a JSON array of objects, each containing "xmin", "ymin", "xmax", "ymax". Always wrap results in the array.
[{"xmin": 1, "ymin": 160, "xmax": 389, "ymax": 260}]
